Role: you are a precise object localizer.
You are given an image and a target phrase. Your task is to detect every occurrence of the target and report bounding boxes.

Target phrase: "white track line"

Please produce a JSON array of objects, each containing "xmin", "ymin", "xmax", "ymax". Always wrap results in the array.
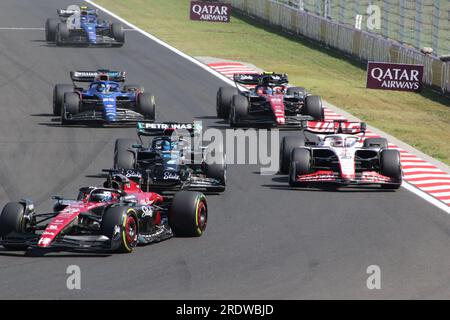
[
  {"xmin": 85, "ymin": 0, "xmax": 450, "ymax": 214},
  {"xmin": 0, "ymin": 27, "xmax": 135, "ymax": 31}
]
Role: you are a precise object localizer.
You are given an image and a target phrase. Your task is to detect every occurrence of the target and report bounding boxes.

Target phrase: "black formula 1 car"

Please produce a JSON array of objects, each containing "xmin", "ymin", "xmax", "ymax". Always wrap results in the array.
[
  {"xmin": 216, "ymin": 72, "xmax": 324, "ymax": 128},
  {"xmin": 53, "ymin": 69, "xmax": 156, "ymax": 125},
  {"xmin": 45, "ymin": 5, "xmax": 124, "ymax": 46},
  {"xmin": 280, "ymin": 120, "xmax": 403, "ymax": 189},
  {"xmin": 0, "ymin": 173, "xmax": 207, "ymax": 253},
  {"xmin": 113, "ymin": 122, "xmax": 226, "ymax": 192}
]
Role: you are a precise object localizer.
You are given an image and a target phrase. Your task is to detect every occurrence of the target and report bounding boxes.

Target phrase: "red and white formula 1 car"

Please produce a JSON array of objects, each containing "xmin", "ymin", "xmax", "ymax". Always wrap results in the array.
[
  {"xmin": 280, "ymin": 121, "xmax": 403, "ymax": 189},
  {"xmin": 0, "ymin": 172, "xmax": 207, "ymax": 253}
]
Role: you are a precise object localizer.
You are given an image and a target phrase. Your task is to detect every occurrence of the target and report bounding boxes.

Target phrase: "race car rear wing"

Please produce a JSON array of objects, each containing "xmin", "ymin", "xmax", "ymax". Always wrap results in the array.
[
  {"xmin": 306, "ymin": 120, "xmax": 367, "ymax": 135},
  {"xmin": 70, "ymin": 70, "xmax": 126, "ymax": 82},
  {"xmin": 57, "ymin": 7, "xmax": 98, "ymax": 18},
  {"xmin": 233, "ymin": 72, "xmax": 289, "ymax": 86},
  {"xmin": 137, "ymin": 122, "xmax": 202, "ymax": 137}
]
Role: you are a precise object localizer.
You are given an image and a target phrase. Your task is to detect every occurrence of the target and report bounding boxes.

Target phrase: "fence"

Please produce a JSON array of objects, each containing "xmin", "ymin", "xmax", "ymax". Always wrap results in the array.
[{"xmin": 225, "ymin": 0, "xmax": 450, "ymax": 95}]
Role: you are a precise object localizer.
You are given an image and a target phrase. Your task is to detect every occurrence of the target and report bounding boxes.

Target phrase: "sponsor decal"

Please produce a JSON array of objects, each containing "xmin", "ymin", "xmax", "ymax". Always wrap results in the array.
[
  {"xmin": 141, "ymin": 206, "xmax": 153, "ymax": 218},
  {"xmin": 139, "ymin": 122, "xmax": 193, "ymax": 130},
  {"xmin": 163, "ymin": 172, "xmax": 180, "ymax": 180},
  {"xmin": 366, "ymin": 62, "xmax": 424, "ymax": 92},
  {"xmin": 190, "ymin": 1, "xmax": 231, "ymax": 23}
]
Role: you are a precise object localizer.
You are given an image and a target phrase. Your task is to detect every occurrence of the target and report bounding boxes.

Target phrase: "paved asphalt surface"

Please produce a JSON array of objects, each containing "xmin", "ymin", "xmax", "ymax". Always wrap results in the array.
[{"xmin": 0, "ymin": 0, "xmax": 450, "ymax": 299}]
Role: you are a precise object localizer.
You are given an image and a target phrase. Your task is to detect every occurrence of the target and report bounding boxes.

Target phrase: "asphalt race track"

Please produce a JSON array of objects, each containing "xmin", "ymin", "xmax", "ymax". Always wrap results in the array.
[{"xmin": 1, "ymin": 0, "xmax": 450, "ymax": 299}]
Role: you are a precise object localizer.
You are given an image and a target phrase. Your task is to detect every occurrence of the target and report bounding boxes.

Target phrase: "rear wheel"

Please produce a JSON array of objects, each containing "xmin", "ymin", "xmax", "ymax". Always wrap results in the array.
[
  {"xmin": 0, "ymin": 202, "xmax": 28, "ymax": 250},
  {"xmin": 364, "ymin": 138, "xmax": 388, "ymax": 149},
  {"xmin": 170, "ymin": 192, "xmax": 207, "ymax": 237},
  {"xmin": 380, "ymin": 149, "xmax": 402, "ymax": 189},
  {"xmin": 304, "ymin": 95, "xmax": 324, "ymax": 121},
  {"xmin": 137, "ymin": 92, "xmax": 156, "ymax": 121},
  {"xmin": 111, "ymin": 23, "xmax": 125, "ymax": 44},
  {"xmin": 101, "ymin": 206, "xmax": 138, "ymax": 253},
  {"xmin": 114, "ymin": 139, "xmax": 137, "ymax": 170},
  {"xmin": 289, "ymin": 148, "xmax": 311, "ymax": 187},
  {"xmin": 62, "ymin": 92, "xmax": 80, "ymax": 124},
  {"xmin": 280, "ymin": 136, "xmax": 305, "ymax": 174},
  {"xmin": 205, "ymin": 152, "xmax": 226, "ymax": 192},
  {"xmin": 287, "ymin": 86, "xmax": 306, "ymax": 96},
  {"xmin": 45, "ymin": 18, "xmax": 58, "ymax": 42},
  {"xmin": 53, "ymin": 84, "xmax": 73, "ymax": 116},
  {"xmin": 217, "ymin": 87, "xmax": 237, "ymax": 119},
  {"xmin": 229, "ymin": 95, "xmax": 248, "ymax": 127}
]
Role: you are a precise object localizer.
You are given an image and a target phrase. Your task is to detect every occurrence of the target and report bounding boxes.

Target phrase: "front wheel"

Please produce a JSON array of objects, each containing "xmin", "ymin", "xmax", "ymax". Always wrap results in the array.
[
  {"xmin": 279, "ymin": 136, "xmax": 305, "ymax": 174},
  {"xmin": 62, "ymin": 92, "xmax": 80, "ymax": 124},
  {"xmin": 137, "ymin": 92, "xmax": 156, "ymax": 121},
  {"xmin": 229, "ymin": 95, "xmax": 248, "ymax": 127},
  {"xmin": 101, "ymin": 206, "xmax": 138, "ymax": 253},
  {"xmin": 380, "ymin": 149, "xmax": 402, "ymax": 189},
  {"xmin": 0, "ymin": 202, "xmax": 29, "ymax": 250},
  {"xmin": 170, "ymin": 192, "xmax": 207, "ymax": 237},
  {"xmin": 289, "ymin": 148, "xmax": 311, "ymax": 187},
  {"xmin": 205, "ymin": 152, "xmax": 226, "ymax": 192},
  {"xmin": 45, "ymin": 18, "xmax": 58, "ymax": 42},
  {"xmin": 111, "ymin": 23, "xmax": 125, "ymax": 44}
]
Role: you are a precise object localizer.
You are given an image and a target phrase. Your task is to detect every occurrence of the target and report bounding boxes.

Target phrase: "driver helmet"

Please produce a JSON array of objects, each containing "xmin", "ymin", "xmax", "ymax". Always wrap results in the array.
[
  {"xmin": 153, "ymin": 137, "xmax": 177, "ymax": 151},
  {"xmin": 97, "ymin": 83, "xmax": 110, "ymax": 93},
  {"xmin": 91, "ymin": 190, "xmax": 112, "ymax": 202},
  {"xmin": 330, "ymin": 136, "xmax": 344, "ymax": 147},
  {"xmin": 264, "ymin": 87, "xmax": 273, "ymax": 95}
]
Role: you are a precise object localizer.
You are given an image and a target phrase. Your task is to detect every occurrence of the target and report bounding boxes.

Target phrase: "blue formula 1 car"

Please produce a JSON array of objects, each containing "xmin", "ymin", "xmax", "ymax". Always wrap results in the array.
[
  {"xmin": 53, "ymin": 70, "xmax": 156, "ymax": 125},
  {"xmin": 45, "ymin": 5, "xmax": 125, "ymax": 46}
]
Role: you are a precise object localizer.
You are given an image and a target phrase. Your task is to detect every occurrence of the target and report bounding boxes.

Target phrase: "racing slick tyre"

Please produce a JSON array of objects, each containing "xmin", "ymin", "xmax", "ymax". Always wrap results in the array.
[
  {"xmin": 217, "ymin": 87, "xmax": 237, "ymax": 119},
  {"xmin": 55, "ymin": 23, "xmax": 69, "ymax": 46},
  {"xmin": 286, "ymin": 86, "xmax": 306, "ymax": 96},
  {"xmin": 279, "ymin": 135, "xmax": 305, "ymax": 174},
  {"xmin": 289, "ymin": 148, "xmax": 311, "ymax": 187},
  {"xmin": 229, "ymin": 95, "xmax": 248, "ymax": 127},
  {"xmin": 101, "ymin": 206, "xmax": 138, "ymax": 253},
  {"xmin": 170, "ymin": 192, "xmax": 207, "ymax": 237},
  {"xmin": 0, "ymin": 202, "xmax": 28, "ymax": 250},
  {"xmin": 380, "ymin": 149, "xmax": 402, "ymax": 189},
  {"xmin": 363, "ymin": 138, "xmax": 388, "ymax": 149},
  {"xmin": 114, "ymin": 138, "xmax": 137, "ymax": 170},
  {"xmin": 53, "ymin": 84, "xmax": 73, "ymax": 116},
  {"xmin": 62, "ymin": 92, "xmax": 80, "ymax": 124},
  {"xmin": 205, "ymin": 152, "xmax": 226, "ymax": 192},
  {"xmin": 123, "ymin": 84, "xmax": 144, "ymax": 93},
  {"xmin": 111, "ymin": 23, "xmax": 125, "ymax": 45},
  {"xmin": 45, "ymin": 18, "xmax": 58, "ymax": 42},
  {"xmin": 304, "ymin": 95, "xmax": 324, "ymax": 121},
  {"xmin": 137, "ymin": 92, "xmax": 156, "ymax": 121}
]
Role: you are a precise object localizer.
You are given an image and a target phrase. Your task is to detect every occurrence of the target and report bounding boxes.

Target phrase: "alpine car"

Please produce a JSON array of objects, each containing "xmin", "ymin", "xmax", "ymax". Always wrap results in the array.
[
  {"xmin": 0, "ymin": 173, "xmax": 207, "ymax": 253},
  {"xmin": 216, "ymin": 72, "xmax": 324, "ymax": 128},
  {"xmin": 280, "ymin": 120, "xmax": 402, "ymax": 189},
  {"xmin": 53, "ymin": 70, "xmax": 156, "ymax": 125},
  {"xmin": 45, "ymin": 5, "xmax": 125, "ymax": 46},
  {"xmin": 113, "ymin": 122, "xmax": 226, "ymax": 192}
]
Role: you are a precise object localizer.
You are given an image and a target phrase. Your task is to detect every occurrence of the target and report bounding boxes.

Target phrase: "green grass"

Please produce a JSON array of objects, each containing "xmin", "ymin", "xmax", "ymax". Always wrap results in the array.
[{"xmin": 97, "ymin": 0, "xmax": 450, "ymax": 165}]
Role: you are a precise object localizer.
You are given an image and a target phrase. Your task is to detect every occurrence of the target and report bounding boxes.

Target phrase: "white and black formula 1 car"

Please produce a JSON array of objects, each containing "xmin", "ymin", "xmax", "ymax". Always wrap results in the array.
[
  {"xmin": 216, "ymin": 72, "xmax": 324, "ymax": 128},
  {"xmin": 45, "ymin": 5, "xmax": 125, "ymax": 46},
  {"xmin": 280, "ymin": 120, "xmax": 403, "ymax": 189}
]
